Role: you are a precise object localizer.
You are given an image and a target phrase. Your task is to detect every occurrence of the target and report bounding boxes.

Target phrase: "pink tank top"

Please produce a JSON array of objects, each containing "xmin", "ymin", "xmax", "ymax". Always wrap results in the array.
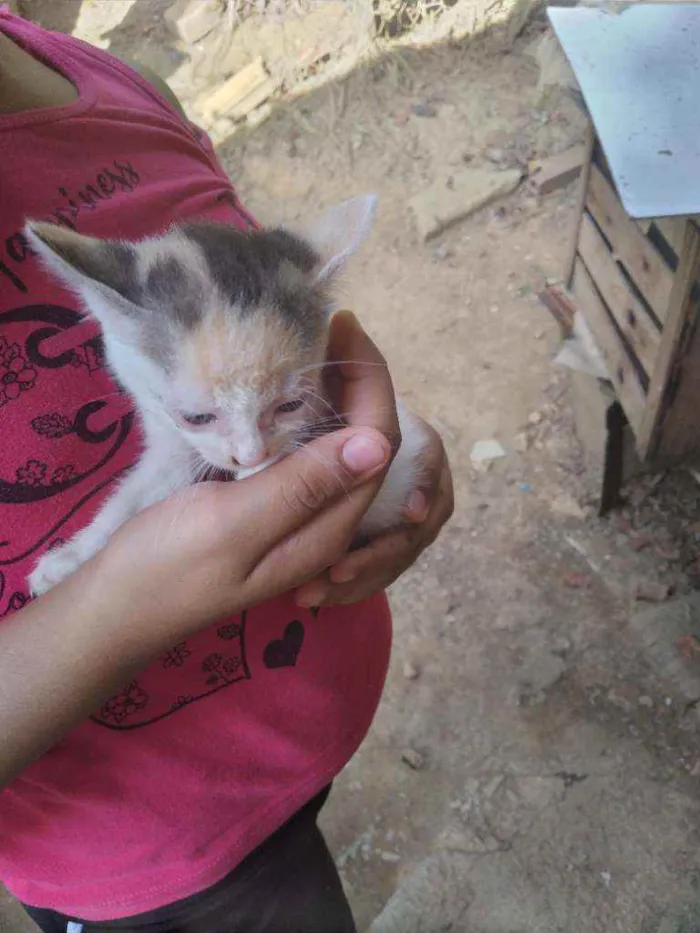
[{"xmin": 0, "ymin": 11, "xmax": 390, "ymax": 920}]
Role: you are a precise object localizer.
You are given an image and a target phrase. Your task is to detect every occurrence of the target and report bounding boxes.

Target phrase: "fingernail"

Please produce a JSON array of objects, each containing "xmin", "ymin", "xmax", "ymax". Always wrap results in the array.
[
  {"xmin": 405, "ymin": 489, "xmax": 429, "ymax": 522},
  {"xmin": 296, "ymin": 584, "xmax": 327, "ymax": 609},
  {"xmin": 335, "ymin": 309, "xmax": 357, "ymax": 322},
  {"xmin": 342, "ymin": 433, "xmax": 388, "ymax": 474},
  {"xmin": 330, "ymin": 564, "xmax": 358, "ymax": 584}
]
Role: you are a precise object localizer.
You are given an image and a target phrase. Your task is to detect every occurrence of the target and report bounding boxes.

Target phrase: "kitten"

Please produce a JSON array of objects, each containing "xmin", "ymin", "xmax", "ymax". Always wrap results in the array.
[{"xmin": 25, "ymin": 196, "xmax": 429, "ymax": 598}]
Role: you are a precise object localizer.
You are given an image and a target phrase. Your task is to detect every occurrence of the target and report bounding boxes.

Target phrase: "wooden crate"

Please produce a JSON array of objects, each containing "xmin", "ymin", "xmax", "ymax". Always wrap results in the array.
[{"xmin": 567, "ymin": 128, "xmax": 700, "ymax": 467}]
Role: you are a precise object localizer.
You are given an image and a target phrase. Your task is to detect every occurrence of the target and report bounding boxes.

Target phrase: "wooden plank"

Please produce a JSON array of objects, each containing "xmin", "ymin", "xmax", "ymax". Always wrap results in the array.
[
  {"xmin": 578, "ymin": 212, "xmax": 660, "ymax": 376},
  {"xmin": 530, "ymin": 144, "xmax": 587, "ymax": 196},
  {"xmin": 586, "ymin": 165, "xmax": 674, "ymax": 322},
  {"xmin": 638, "ymin": 221, "xmax": 700, "ymax": 460},
  {"xmin": 565, "ymin": 124, "xmax": 595, "ymax": 287},
  {"xmin": 231, "ymin": 76, "xmax": 278, "ymax": 121},
  {"xmin": 538, "ymin": 283, "xmax": 576, "ymax": 337},
  {"xmin": 654, "ymin": 217, "xmax": 687, "ymax": 256},
  {"xmin": 653, "ymin": 318, "xmax": 700, "ymax": 464},
  {"xmin": 572, "ymin": 258, "xmax": 646, "ymax": 435},
  {"xmin": 196, "ymin": 58, "xmax": 269, "ymax": 122}
]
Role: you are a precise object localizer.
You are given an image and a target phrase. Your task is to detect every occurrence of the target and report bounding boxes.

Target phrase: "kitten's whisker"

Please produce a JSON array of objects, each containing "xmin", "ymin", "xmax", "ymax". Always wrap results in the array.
[
  {"xmin": 312, "ymin": 451, "xmax": 352, "ymax": 495},
  {"xmin": 301, "ymin": 400, "xmax": 334, "ymax": 421},
  {"xmin": 301, "ymin": 388, "xmax": 342, "ymax": 423},
  {"xmin": 300, "ymin": 387, "xmax": 337, "ymax": 415},
  {"xmin": 291, "ymin": 444, "xmax": 353, "ymax": 496},
  {"xmin": 294, "ymin": 360, "xmax": 388, "ymax": 376},
  {"xmin": 304, "ymin": 405, "xmax": 396, "ymax": 429},
  {"xmin": 83, "ymin": 391, "xmax": 127, "ymax": 404},
  {"xmin": 160, "ymin": 458, "xmax": 225, "ymax": 546},
  {"xmin": 191, "ymin": 464, "xmax": 210, "ymax": 486},
  {"xmin": 283, "ymin": 437, "xmax": 354, "ymax": 491},
  {"xmin": 146, "ymin": 469, "xmax": 200, "ymax": 554}
]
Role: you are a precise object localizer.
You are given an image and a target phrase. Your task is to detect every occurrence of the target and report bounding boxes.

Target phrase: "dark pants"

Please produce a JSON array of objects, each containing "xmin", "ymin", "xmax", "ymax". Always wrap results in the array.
[{"xmin": 23, "ymin": 787, "xmax": 356, "ymax": 933}]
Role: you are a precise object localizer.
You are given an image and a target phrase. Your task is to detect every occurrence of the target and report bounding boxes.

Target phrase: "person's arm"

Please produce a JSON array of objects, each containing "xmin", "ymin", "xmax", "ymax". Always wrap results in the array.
[{"xmin": 0, "ymin": 314, "xmax": 396, "ymax": 789}]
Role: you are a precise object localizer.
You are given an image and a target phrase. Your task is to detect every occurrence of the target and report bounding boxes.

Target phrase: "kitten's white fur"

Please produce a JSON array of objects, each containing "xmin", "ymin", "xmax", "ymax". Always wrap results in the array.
[{"xmin": 25, "ymin": 197, "xmax": 429, "ymax": 597}]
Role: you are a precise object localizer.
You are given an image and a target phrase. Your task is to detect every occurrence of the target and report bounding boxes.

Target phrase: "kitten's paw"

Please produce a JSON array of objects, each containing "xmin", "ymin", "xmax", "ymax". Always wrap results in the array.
[{"xmin": 29, "ymin": 544, "xmax": 88, "ymax": 597}]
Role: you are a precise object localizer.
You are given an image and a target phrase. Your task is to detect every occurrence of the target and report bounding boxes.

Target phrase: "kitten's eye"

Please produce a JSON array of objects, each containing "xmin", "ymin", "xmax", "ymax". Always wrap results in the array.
[
  {"xmin": 181, "ymin": 412, "xmax": 217, "ymax": 427},
  {"xmin": 276, "ymin": 399, "xmax": 304, "ymax": 414}
]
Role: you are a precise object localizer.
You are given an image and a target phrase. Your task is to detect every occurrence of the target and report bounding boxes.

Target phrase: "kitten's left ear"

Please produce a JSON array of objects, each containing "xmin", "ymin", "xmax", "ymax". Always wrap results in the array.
[
  {"xmin": 304, "ymin": 194, "xmax": 377, "ymax": 283},
  {"xmin": 25, "ymin": 221, "xmax": 139, "ymax": 313}
]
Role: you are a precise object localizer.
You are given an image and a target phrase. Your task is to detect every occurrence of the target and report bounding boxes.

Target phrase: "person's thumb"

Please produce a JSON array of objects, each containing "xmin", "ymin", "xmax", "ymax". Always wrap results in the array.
[{"xmin": 231, "ymin": 426, "xmax": 391, "ymax": 585}]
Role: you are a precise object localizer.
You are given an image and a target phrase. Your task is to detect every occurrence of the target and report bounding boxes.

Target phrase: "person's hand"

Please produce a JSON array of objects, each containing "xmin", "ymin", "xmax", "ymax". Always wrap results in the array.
[
  {"xmin": 294, "ymin": 417, "xmax": 453, "ymax": 608},
  {"xmin": 92, "ymin": 311, "xmax": 400, "ymax": 639}
]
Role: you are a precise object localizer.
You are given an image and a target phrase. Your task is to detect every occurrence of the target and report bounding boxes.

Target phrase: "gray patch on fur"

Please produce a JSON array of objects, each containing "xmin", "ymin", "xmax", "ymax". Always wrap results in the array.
[
  {"xmin": 184, "ymin": 223, "xmax": 316, "ymax": 304},
  {"xmin": 144, "ymin": 256, "xmax": 204, "ymax": 330},
  {"xmin": 146, "ymin": 256, "xmax": 187, "ymax": 303},
  {"xmin": 132, "ymin": 251, "xmax": 206, "ymax": 369},
  {"xmin": 96, "ymin": 243, "xmax": 141, "ymax": 305},
  {"xmin": 90, "ymin": 222, "xmax": 332, "ymax": 368},
  {"xmin": 183, "ymin": 222, "xmax": 330, "ymax": 344}
]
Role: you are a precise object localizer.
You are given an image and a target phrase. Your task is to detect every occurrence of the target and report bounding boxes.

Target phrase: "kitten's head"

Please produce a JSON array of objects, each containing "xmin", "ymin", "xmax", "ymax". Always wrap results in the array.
[{"xmin": 25, "ymin": 196, "xmax": 375, "ymax": 477}]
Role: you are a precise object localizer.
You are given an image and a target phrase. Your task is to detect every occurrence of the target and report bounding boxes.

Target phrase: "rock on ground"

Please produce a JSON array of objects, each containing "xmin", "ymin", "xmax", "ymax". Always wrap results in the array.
[
  {"xmin": 409, "ymin": 168, "xmax": 522, "ymax": 240},
  {"xmin": 368, "ymin": 853, "xmax": 475, "ymax": 933}
]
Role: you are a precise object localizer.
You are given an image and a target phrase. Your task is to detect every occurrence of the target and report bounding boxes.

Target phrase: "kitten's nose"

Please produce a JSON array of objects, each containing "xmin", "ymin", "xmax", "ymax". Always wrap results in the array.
[{"xmin": 232, "ymin": 435, "xmax": 268, "ymax": 469}]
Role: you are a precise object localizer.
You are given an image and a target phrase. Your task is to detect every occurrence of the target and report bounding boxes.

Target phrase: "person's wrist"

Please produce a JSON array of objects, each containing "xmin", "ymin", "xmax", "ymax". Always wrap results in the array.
[{"xmin": 85, "ymin": 540, "xmax": 191, "ymax": 644}]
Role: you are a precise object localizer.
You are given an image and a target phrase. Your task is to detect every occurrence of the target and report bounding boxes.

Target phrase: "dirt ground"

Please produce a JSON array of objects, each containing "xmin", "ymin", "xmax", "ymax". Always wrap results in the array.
[{"xmin": 5, "ymin": 3, "xmax": 700, "ymax": 932}]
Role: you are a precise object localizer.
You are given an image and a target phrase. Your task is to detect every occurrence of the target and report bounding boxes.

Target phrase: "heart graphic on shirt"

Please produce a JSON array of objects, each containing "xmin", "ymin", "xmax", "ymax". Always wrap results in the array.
[{"xmin": 263, "ymin": 620, "xmax": 305, "ymax": 669}]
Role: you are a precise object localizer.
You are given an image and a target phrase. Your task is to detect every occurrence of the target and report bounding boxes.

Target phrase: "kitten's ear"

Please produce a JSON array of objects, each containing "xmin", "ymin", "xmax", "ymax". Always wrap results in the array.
[
  {"xmin": 304, "ymin": 195, "xmax": 376, "ymax": 283},
  {"xmin": 25, "ymin": 221, "xmax": 140, "ymax": 326}
]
